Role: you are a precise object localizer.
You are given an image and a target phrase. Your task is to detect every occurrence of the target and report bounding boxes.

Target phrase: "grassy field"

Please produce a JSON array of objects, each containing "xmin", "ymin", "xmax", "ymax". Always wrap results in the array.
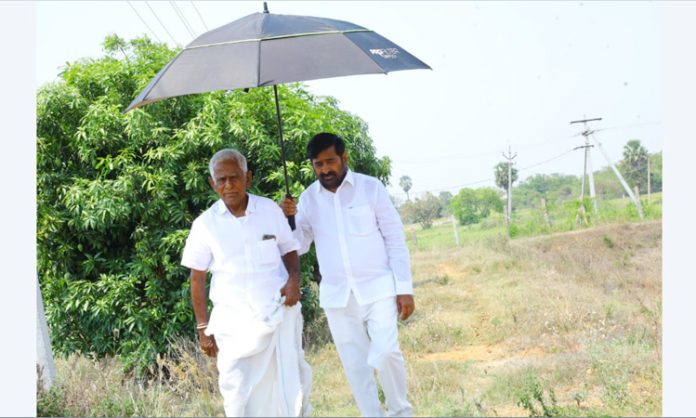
[
  {"xmin": 407, "ymin": 193, "xmax": 662, "ymax": 252},
  {"xmin": 39, "ymin": 218, "xmax": 662, "ymax": 416}
]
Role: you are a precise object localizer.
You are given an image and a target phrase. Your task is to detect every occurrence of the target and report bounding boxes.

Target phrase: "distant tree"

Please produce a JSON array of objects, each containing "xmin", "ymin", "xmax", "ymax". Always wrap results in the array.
[
  {"xmin": 620, "ymin": 139, "xmax": 649, "ymax": 193},
  {"xmin": 649, "ymin": 151, "xmax": 662, "ymax": 193},
  {"xmin": 513, "ymin": 173, "xmax": 581, "ymax": 208},
  {"xmin": 523, "ymin": 174, "xmax": 551, "ymax": 197},
  {"xmin": 450, "ymin": 189, "xmax": 478, "ymax": 225},
  {"xmin": 438, "ymin": 191, "xmax": 453, "ymax": 215},
  {"xmin": 450, "ymin": 187, "xmax": 503, "ymax": 225},
  {"xmin": 400, "ymin": 192, "xmax": 442, "ymax": 229},
  {"xmin": 399, "ymin": 175, "xmax": 413, "ymax": 201},
  {"xmin": 475, "ymin": 188, "xmax": 504, "ymax": 218},
  {"xmin": 592, "ymin": 167, "xmax": 625, "ymax": 199},
  {"xmin": 494, "ymin": 161, "xmax": 518, "ymax": 192}
]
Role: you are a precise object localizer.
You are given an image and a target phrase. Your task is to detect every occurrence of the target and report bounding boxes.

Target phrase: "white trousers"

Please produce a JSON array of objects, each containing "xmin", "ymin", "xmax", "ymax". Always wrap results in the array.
[{"xmin": 324, "ymin": 293, "xmax": 413, "ymax": 417}]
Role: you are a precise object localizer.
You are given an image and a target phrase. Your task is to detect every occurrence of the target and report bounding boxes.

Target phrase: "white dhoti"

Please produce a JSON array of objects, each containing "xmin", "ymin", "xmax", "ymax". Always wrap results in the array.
[
  {"xmin": 324, "ymin": 293, "xmax": 413, "ymax": 417},
  {"xmin": 206, "ymin": 299, "xmax": 312, "ymax": 417}
]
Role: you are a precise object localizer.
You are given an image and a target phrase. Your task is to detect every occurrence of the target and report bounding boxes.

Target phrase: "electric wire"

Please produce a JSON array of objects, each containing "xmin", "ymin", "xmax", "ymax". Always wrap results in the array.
[
  {"xmin": 392, "ymin": 148, "xmax": 578, "ymax": 197},
  {"xmin": 518, "ymin": 148, "xmax": 576, "ymax": 172},
  {"xmin": 126, "ymin": 1, "xmax": 163, "ymax": 42},
  {"xmin": 145, "ymin": 1, "xmax": 180, "ymax": 45},
  {"xmin": 190, "ymin": 1, "xmax": 209, "ymax": 31},
  {"xmin": 169, "ymin": 1, "xmax": 197, "ymax": 39},
  {"xmin": 396, "ymin": 121, "xmax": 661, "ymax": 165}
]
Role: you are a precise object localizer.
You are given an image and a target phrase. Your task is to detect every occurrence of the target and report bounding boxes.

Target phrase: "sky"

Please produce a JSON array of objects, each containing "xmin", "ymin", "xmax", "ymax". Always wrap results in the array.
[{"xmin": 35, "ymin": 1, "xmax": 664, "ymax": 200}]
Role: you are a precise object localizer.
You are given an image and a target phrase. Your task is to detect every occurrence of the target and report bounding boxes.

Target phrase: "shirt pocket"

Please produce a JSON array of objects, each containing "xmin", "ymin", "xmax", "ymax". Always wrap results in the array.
[
  {"xmin": 254, "ymin": 238, "xmax": 281, "ymax": 269},
  {"xmin": 346, "ymin": 205, "xmax": 378, "ymax": 236}
]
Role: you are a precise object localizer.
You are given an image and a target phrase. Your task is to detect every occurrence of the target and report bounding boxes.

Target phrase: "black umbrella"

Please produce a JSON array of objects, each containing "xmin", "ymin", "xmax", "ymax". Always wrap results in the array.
[{"xmin": 125, "ymin": 3, "xmax": 431, "ymax": 228}]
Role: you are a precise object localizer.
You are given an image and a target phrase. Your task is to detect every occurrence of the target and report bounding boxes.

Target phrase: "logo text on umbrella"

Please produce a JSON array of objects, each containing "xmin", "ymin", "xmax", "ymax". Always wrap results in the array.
[{"xmin": 370, "ymin": 48, "xmax": 400, "ymax": 59}]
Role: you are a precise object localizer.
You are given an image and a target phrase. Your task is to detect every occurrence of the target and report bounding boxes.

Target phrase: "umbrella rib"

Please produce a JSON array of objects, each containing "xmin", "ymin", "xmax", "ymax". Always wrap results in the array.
[{"xmin": 187, "ymin": 29, "xmax": 373, "ymax": 50}]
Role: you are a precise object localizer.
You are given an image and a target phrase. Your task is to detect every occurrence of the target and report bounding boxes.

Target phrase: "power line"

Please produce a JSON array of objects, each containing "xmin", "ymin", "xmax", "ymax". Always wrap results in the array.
[
  {"xmin": 518, "ymin": 148, "xmax": 576, "ymax": 172},
  {"xmin": 126, "ymin": 1, "xmax": 162, "ymax": 42},
  {"xmin": 170, "ymin": 1, "xmax": 197, "ymax": 39},
  {"xmin": 395, "ymin": 149, "xmax": 499, "ymax": 164},
  {"xmin": 190, "ymin": 1, "xmax": 209, "ymax": 31},
  {"xmin": 395, "ymin": 134, "xmax": 582, "ymax": 165},
  {"xmin": 589, "ymin": 120, "xmax": 662, "ymax": 134},
  {"xmin": 391, "ymin": 147, "xmax": 578, "ymax": 197},
  {"xmin": 394, "ymin": 120, "xmax": 661, "ymax": 166},
  {"xmin": 145, "ymin": 1, "xmax": 180, "ymax": 45},
  {"xmin": 394, "ymin": 148, "xmax": 661, "ymax": 198}
]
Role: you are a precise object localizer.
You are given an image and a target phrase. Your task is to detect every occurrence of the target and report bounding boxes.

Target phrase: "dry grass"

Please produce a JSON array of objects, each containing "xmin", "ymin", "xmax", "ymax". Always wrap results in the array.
[
  {"xmin": 39, "ymin": 220, "xmax": 662, "ymax": 417},
  {"xmin": 308, "ymin": 220, "xmax": 661, "ymax": 416},
  {"xmin": 38, "ymin": 338, "xmax": 225, "ymax": 417}
]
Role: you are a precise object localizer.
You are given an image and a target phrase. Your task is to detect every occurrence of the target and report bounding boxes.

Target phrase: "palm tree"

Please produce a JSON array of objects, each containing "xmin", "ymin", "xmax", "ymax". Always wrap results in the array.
[
  {"xmin": 494, "ymin": 161, "xmax": 518, "ymax": 192},
  {"xmin": 399, "ymin": 175, "xmax": 413, "ymax": 201}
]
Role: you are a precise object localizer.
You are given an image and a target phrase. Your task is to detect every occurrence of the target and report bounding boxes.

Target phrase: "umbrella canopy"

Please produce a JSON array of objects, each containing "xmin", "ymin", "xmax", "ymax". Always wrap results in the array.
[
  {"xmin": 125, "ymin": 10, "xmax": 430, "ymax": 111},
  {"xmin": 125, "ymin": 5, "xmax": 430, "ymax": 229}
]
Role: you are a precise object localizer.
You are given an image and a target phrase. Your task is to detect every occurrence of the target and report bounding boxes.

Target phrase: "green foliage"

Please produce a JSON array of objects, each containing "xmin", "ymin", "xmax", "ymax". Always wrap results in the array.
[
  {"xmin": 592, "ymin": 167, "xmax": 627, "ymax": 200},
  {"xmin": 513, "ymin": 173, "xmax": 579, "ymax": 208},
  {"xmin": 37, "ymin": 35, "xmax": 390, "ymax": 375},
  {"xmin": 37, "ymin": 384, "xmax": 68, "ymax": 417},
  {"xmin": 435, "ymin": 274, "xmax": 451, "ymax": 286},
  {"xmin": 399, "ymin": 192, "xmax": 442, "ymax": 229},
  {"xmin": 620, "ymin": 139, "xmax": 649, "ymax": 193},
  {"xmin": 649, "ymin": 151, "xmax": 662, "ymax": 193},
  {"xmin": 602, "ymin": 234, "xmax": 615, "ymax": 248},
  {"xmin": 450, "ymin": 187, "xmax": 503, "ymax": 226},
  {"xmin": 513, "ymin": 145, "xmax": 662, "ymax": 211},
  {"xmin": 494, "ymin": 161, "xmax": 518, "ymax": 191},
  {"xmin": 514, "ymin": 373, "xmax": 585, "ymax": 417}
]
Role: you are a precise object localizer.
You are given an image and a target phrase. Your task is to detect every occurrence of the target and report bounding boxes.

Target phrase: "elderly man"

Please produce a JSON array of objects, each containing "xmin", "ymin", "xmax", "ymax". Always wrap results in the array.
[
  {"xmin": 181, "ymin": 149, "xmax": 312, "ymax": 417},
  {"xmin": 282, "ymin": 133, "xmax": 414, "ymax": 417}
]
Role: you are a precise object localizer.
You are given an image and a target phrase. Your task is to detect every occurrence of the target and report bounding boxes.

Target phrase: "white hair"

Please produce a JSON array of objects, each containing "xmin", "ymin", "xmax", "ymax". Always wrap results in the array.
[{"xmin": 209, "ymin": 148, "xmax": 248, "ymax": 177}]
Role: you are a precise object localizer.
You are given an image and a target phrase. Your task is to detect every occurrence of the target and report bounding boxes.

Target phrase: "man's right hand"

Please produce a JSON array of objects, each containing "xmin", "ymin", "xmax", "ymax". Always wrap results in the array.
[
  {"xmin": 198, "ymin": 330, "xmax": 218, "ymax": 357},
  {"xmin": 280, "ymin": 196, "xmax": 297, "ymax": 218}
]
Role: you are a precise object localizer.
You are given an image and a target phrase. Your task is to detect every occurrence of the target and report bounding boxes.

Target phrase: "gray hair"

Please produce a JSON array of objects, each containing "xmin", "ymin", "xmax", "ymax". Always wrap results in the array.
[{"xmin": 209, "ymin": 148, "xmax": 248, "ymax": 177}]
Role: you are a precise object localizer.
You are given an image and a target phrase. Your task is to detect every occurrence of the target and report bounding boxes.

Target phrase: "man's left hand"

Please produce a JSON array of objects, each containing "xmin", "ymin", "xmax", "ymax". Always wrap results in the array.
[
  {"xmin": 280, "ymin": 275, "xmax": 301, "ymax": 306},
  {"xmin": 396, "ymin": 294, "xmax": 415, "ymax": 321}
]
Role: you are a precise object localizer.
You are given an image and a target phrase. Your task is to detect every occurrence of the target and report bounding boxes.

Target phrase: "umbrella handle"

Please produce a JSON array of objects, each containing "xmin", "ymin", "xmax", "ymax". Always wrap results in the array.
[{"xmin": 286, "ymin": 193, "xmax": 296, "ymax": 230}]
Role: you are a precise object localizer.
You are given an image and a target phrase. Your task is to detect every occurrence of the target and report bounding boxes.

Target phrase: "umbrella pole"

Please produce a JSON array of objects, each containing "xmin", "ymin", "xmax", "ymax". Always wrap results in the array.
[{"xmin": 273, "ymin": 84, "xmax": 296, "ymax": 230}]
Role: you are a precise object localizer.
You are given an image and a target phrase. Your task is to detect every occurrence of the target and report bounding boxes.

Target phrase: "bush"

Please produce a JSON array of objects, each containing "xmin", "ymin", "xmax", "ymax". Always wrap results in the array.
[
  {"xmin": 400, "ymin": 192, "xmax": 442, "ymax": 229},
  {"xmin": 450, "ymin": 187, "xmax": 503, "ymax": 226}
]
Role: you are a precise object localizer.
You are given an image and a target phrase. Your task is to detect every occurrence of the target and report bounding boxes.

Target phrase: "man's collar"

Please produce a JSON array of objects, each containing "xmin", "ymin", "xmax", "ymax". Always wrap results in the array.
[
  {"xmin": 317, "ymin": 169, "xmax": 354, "ymax": 194},
  {"xmin": 216, "ymin": 193, "xmax": 256, "ymax": 215}
]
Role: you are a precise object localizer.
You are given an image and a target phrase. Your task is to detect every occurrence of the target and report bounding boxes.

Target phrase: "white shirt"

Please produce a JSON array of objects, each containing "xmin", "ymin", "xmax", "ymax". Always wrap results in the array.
[
  {"xmin": 181, "ymin": 194, "xmax": 300, "ymax": 312},
  {"xmin": 295, "ymin": 170, "xmax": 413, "ymax": 308}
]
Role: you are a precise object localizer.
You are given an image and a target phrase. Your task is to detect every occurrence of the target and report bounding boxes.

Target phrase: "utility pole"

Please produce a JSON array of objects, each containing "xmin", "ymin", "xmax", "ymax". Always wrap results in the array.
[
  {"xmin": 570, "ymin": 116, "xmax": 644, "ymax": 220},
  {"xmin": 570, "ymin": 117, "xmax": 599, "ymax": 216},
  {"xmin": 502, "ymin": 144, "xmax": 517, "ymax": 237}
]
